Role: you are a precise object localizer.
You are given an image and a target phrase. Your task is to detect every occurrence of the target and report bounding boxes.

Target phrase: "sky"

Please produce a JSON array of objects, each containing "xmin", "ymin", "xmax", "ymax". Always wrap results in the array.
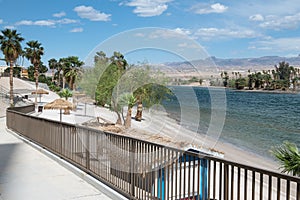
[{"xmin": 1, "ymin": 0, "xmax": 300, "ymax": 66}]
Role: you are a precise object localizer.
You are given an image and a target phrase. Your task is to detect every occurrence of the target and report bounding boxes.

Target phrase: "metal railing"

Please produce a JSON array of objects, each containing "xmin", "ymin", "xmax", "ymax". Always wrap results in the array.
[{"xmin": 6, "ymin": 108, "xmax": 300, "ymax": 200}]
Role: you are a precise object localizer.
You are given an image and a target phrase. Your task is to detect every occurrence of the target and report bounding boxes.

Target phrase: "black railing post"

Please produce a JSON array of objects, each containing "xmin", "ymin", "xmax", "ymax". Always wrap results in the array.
[
  {"xmin": 130, "ymin": 139, "xmax": 136, "ymax": 198},
  {"xmin": 86, "ymin": 130, "xmax": 90, "ymax": 170},
  {"xmin": 224, "ymin": 163, "xmax": 229, "ymax": 200}
]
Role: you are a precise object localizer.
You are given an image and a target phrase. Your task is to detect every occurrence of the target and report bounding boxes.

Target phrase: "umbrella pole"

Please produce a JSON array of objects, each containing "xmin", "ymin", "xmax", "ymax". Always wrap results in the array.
[{"xmin": 60, "ymin": 109, "xmax": 62, "ymax": 122}]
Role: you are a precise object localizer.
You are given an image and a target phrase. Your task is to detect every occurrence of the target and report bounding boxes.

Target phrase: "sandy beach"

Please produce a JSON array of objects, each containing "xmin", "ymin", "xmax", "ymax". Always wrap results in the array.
[
  {"xmin": 1, "ymin": 77, "xmax": 281, "ymax": 173},
  {"xmin": 87, "ymin": 104, "xmax": 280, "ymax": 172},
  {"xmin": 37, "ymin": 96, "xmax": 280, "ymax": 172}
]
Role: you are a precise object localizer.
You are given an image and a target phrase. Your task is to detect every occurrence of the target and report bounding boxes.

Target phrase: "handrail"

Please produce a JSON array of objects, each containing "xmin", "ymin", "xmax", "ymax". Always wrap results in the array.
[{"xmin": 6, "ymin": 107, "xmax": 300, "ymax": 200}]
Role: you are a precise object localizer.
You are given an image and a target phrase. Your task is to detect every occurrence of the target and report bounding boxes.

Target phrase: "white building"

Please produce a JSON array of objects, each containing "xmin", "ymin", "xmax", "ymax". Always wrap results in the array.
[{"xmin": 0, "ymin": 66, "xmax": 8, "ymax": 74}]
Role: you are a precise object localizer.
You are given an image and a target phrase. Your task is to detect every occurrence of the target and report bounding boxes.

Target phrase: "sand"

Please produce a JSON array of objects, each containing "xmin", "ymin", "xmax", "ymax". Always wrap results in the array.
[
  {"xmin": 0, "ymin": 77, "xmax": 281, "ymax": 173},
  {"xmin": 90, "ymin": 105, "xmax": 280, "ymax": 172}
]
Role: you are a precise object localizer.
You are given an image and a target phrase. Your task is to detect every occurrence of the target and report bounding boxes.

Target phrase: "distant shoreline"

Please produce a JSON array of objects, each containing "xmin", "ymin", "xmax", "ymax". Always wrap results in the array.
[{"xmin": 176, "ymin": 83, "xmax": 300, "ymax": 94}]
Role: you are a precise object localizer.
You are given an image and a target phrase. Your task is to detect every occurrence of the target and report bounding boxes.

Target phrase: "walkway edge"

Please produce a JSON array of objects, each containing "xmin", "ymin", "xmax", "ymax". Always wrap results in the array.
[{"xmin": 6, "ymin": 127, "xmax": 128, "ymax": 200}]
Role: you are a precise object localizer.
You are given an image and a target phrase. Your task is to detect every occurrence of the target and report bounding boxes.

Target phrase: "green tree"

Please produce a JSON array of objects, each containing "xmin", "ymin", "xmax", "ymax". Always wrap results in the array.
[
  {"xmin": 119, "ymin": 93, "xmax": 136, "ymax": 128},
  {"xmin": 271, "ymin": 142, "xmax": 300, "ymax": 177},
  {"xmin": 79, "ymin": 54, "xmax": 110, "ymax": 100},
  {"xmin": 4, "ymin": 66, "xmax": 22, "ymax": 77},
  {"xmin": 27, "ymin": 62, "xmax": 47, "ymax": 81},
  {"xmin": 274, "ymin": 61, "xmax": 291, "ymax": 89},
  {"xmin": 48, "ymin": 58, "xmax": 58, "ymax": 83},
  {"xmin": 25, "ymin": 40, "xmax": 44, "ymax": 105},
  {"xmin": 59, "ymin": 89, "xmax": 73, "ymax": 100},
  {"xmin": 58, "ymin": 56, "xmax": 84, "ymax": 90},
  {"xmin": 117, "ymin": 64, "xmax": 172, "ymax": 125},
  {"xmin": 64, "ymin": 56, "xmax": 84, "ymax": 90},
  {"xmin": 95, "ymin": 52, "xmax": 127, "ymax": 124},
  {"xmin": 220, "ymin": 71, "xmax": 229, "ymax": 87},
  {"xmin": 0, "ymin": 29, "xmax": 24, "ymax": 106},
  {"xmin": 94, "ymin": 51, "xmax": 108, "ymax": 63}
]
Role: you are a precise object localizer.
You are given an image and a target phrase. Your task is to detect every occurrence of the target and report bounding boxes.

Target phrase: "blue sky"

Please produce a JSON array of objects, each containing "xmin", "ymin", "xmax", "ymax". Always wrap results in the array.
[{"xmin": 1, "ymin": 0, "xmax": 300, "ymax": 66}]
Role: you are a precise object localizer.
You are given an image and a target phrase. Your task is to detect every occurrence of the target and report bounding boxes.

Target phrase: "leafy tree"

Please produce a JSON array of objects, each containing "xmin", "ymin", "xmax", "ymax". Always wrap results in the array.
[
  {"xmin": 58, "ymin": 56, "xmax": 84, "ymax": 90},
  {"xmin": 117, "ymin": 64, "xmax": 172, "ymax": 125},
  {"xmin": 59, "ymin": 89, "xmax": 73, "ymax": 100},
  {"xmin": 235, "ymin": 77, "xmax": 246, "ymax": 89},
  {"xmin": 274, "ymin": 61, "xmax": 291, "ymax": 89},
  {"xmin": 199, "ymin": 79, "xmax": 203, "ymax": 85},
  {"xmin": 4, "ymin": 66, "xmax": 22, "ymax": 77},
  {"xmin": 119, "ymin": 93, "xmax": 136, "ymax": 128},
  {"xmin": 48, "ymin": 58, "xmax": 58, "ymax": 83},
  {"xmin": 94, "ymin": 51, "xmax": 108, "ymax": 63},
  {"xmin": 25, "ymin": 40, "xmax": 44, "ymax": 104},
  {"xmin": 220, "ymin": 71, "xmax": 229, "ymax": 87},
  {"xmin": 95, "ymin": 52, "xmax": 127, "ymax": 124},
  {"xmin": 27, "ymin": 62, "xmax": 47, "ymax": 81},
  {"xmin": 79, "ymin": 54, "xmax": 110, "ymax": 100},
  {"xmin": 0, "ymin": 29, "xmax": 24, "ymax": 106},
  {"xmin": 271, "ymin": 142, "xmax": 300, "ymax": 177}
]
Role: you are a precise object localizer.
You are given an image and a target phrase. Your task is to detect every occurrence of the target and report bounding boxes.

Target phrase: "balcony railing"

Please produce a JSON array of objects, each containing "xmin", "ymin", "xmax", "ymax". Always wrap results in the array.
[{"xmin": 7, "ymin": 107, "xmax": 300, "ymax": 200}]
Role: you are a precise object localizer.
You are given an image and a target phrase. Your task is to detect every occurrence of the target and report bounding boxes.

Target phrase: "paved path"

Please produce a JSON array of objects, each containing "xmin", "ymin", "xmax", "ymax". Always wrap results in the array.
[{"xmin": 0, "ymin": 118, "xmax": 123, "ymax": 200}]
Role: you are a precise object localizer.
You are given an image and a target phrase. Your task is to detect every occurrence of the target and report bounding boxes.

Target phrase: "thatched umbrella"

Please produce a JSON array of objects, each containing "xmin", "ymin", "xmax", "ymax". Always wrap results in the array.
[
  {"xmin": 77, "ymin": 96, "xmax": 95, "ymax": 116},
  {"xmin": 44, "ymin": 99, "xmax": 75, "ymax": 122},
  {"xmin": 72, "ymin": 91, "xmax": 86, "ymax": 104},
  {"xmin": 31, "ymin": 88, "xmax": 49, "ymax": 102}
]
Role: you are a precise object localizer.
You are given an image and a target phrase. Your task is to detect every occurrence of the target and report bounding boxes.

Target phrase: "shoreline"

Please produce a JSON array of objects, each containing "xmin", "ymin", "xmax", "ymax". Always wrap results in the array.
[
  {"xmin": 178, "ymin": 83, "xmax": 300, "ymax": 94},
  {"xmin": 82, "ymin": 104, "xmax": 280, "ymax": 172}
]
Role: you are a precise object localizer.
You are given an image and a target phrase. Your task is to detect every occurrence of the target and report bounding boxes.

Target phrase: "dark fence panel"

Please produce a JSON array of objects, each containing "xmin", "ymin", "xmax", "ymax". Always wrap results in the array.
[
  {"xmin": 6, "ymin": 109, "xmax": 300, "ymax": 200},
  {"xmin": 7, "ymin": 104, "xmax": 35, "ymax": 113}
]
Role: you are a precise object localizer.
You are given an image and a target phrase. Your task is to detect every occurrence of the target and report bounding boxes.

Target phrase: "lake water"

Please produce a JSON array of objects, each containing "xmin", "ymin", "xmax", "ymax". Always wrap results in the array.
[{"xmin": 163, "ymin": 86, "xmax": 300, "ymax": 159}]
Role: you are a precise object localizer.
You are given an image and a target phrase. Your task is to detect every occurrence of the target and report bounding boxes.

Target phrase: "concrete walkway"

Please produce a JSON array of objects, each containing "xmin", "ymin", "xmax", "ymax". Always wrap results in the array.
[{"xmin": 0, "ymin": 117, "xmax": 126, "ymax": 200}]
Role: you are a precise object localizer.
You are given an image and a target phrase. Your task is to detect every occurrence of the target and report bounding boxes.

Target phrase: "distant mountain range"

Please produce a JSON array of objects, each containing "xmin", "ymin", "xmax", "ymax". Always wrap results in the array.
[{"xmin": 163, "ymin": 56, "xmax": 300, "ymax": 71}]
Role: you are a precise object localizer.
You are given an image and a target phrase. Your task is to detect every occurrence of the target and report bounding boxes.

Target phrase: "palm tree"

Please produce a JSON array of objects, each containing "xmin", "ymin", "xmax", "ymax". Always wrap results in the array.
[
  {"xmin": 120, "ymin": 93, "xmax": 136, "ymax": 128},
  {"xmin": 59, "ymin": 89, "xmax": 73, "ymax": 100},
  {"xmin": 25, "ymin": 40, "xmax": 44, "ymax": 105},
  {"xmin": 94, "ymin": 51, "xmax": 108, "ymax": 64},
  {"xmin": 58, "ymin": 58, "xmax": 68, "ymax": 89},
  {"xmin": 271, "ymin": 142, "xmax": 300, "ymax": 177},
  {"xmin": 48, "ymin": 58, "xmax": 58, "ymax": 83},
  {"xmin": 0, "ymin": 29, "xmax": 24, "ymax": 107},
  {"xmin": 63, "ymin": 56, "xmax": 84, "ymax": 90}
]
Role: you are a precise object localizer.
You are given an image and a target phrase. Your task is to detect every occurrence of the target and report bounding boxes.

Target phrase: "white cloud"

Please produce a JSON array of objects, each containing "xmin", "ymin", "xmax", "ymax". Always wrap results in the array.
[
  {"xmin": 16, "ymin": 20, "xmax": 56, "ymax": 27},
  {"xmin": 259, "ymin": 13, "xmax": 300, "ymax": 30},
  {"xmin": 57, "ymin": 18, "xmax": 79, "ymax": 24},
  {"xmin": 70, "ymin": 27, "xmax": 83, "ymax": 33},
  {"xmin": 195, "ymin": 27, "xmax": 260, "ymax": 40},
  {"xmin": 34, "ymin": 20, "xmax": 56, "ymax": 26},
  {"xmin": 173, "ymin": 28, "xmax": 191, "ymax": 36},
  {"xmin": 134, "ymin": 33, "xmax": 145, "ymax": 37},
  {"xmin": 249, "ymin": 14, "xmax": 264, "ymax": 21},
  {"xmin": 53, "ymin": 11, "xmax": 66, "ymax": 18},
  {"xmin": 149, "ymin": 28, "xmax": 191, "ymax": 39},
  {"xmin": 191, "ymin": 3, "xmax": 228, "ymax": 14},
  {"xmin": 74, "ymin": 5, "xmax": 111, "ymax": 21},
  {"xmin": 15, "ymin": 18, "xmax": 78, "ymax": 27},
  {"xmin": 4, "ymin": 25, "xmax": 15, "ymax": 29},
  {"xmin": 251, "ymin": 37, "xmax": 300, "ymax": 52},
  {"xmin": 0, "ymin": 19, "xmax": 3, "ymax": 24},
  {"xmin": 125, "ymin": 0, "xmax": 173, "ymax": 17}
]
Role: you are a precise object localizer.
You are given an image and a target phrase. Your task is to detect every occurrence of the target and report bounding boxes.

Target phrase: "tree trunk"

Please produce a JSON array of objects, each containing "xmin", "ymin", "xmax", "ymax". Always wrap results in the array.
[
  {"xmin": 51, "ymin": 68, "xmax": 54, "ymax": 82},
  {"xmin": 34, "ymin": 63, "xmax": 38, "ymax": 105},
  {"xmin": 58, "ymin": 69, "xmax": 61, "ymax": 87},
  {"xmin": 125, "ymin": 106, "xmax": 132, "ymax": 128},
  {"xmin": 135, "ymin": 101, "xmax": 143, "ymax": 121},
  {"xmin": 116, "ymin": 112, "xmax": 122, "ymax": 125},
  {"xmin": 69, "ymin": 76, "xmax": 74, "ymax": 90},
  {"xmin": 63, "ymin": 76, "xmax": 66, "ymax": 89},
  {"xmin": 9, "ymin": 61, "xmax": 14, "ymax": 107}
]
